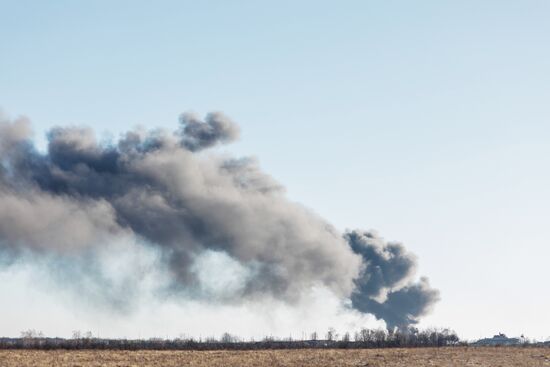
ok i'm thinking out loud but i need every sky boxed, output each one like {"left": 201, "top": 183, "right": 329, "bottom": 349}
{"left": 0, "top": 0, "right": 549, "bottom": 341}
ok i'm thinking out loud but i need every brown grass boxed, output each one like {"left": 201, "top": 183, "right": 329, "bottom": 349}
{"left": 0, "top": 347, "right": 548, "bottom": 367}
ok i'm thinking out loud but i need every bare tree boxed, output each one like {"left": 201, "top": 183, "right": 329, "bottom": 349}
{"left": 310, "top": 331, "right": 318, "bottom": 341}
{"left": 342, "top": 332, "right": 351, "bottom": 342}
{"left": 221, "top": 332, "right": 236, "bottom": 343}
{"left": 326, "top": 327, "right": 336, "bottom": 341}
{"left": 20, "top": 329, "right": 42, "bottom": 339}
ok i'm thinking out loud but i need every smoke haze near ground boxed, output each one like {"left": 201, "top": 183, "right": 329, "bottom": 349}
{"left": 0, "top": 111, "right": 439, "bottom": 330}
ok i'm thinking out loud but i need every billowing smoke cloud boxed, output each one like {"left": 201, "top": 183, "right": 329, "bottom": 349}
{"left": 346, "top": 231, "right": 440, "bottom": 329}
{"left": 179, "top": 112, "right": 240, "bottom": 151}
{"left": 0, "top": 111, "right": 439, "bottom": 329}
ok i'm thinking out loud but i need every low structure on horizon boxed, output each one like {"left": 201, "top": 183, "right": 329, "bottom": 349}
{"left": 473, "top": 333, "right": 521, "bottom": 346}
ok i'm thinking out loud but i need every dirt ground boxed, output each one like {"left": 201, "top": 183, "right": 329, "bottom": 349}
{"left": 0, "top": 347, "right": 548, "bottom": 367}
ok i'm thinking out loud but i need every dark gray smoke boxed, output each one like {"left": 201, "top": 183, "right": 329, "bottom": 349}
{"left": 346, "top": 231, "right": 440, "bottom": 329}
{"left": 0, "top": 111, "right": 439, "bottom": 329}
{"left": 179, "top": 112, "right": 240, "bottom": 151}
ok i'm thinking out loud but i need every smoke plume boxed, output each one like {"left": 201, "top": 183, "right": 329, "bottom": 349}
{"left": 0, "top": 111, "right": 439, "bottom": 329}
{"left": 346, "top": 231, "right": 440, "bottom": 329}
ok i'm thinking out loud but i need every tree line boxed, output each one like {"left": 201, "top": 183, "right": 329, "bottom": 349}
{"left": 0, "top": 327, "right": 462, "bottom": 350}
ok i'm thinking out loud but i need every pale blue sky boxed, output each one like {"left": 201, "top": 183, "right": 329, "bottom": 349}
{"left": 1, "top": 0, "right": 549, "bottom": 340}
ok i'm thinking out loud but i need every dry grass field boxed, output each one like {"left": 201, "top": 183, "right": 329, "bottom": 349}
{"left": 0, "top": 347, "right": 549, "bottom": 367}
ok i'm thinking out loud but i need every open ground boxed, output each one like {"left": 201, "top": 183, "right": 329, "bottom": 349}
{"left": 0, "top": 347, "right": 548, "bottom": 367}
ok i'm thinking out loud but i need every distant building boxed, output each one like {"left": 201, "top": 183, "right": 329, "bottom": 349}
{"left": 473, "top": 333, "right": 521, "bottom": 346}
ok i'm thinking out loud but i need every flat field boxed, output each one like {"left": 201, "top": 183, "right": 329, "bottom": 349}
{"left": 0, "top": 347, "right": 548, "bottom": 367}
